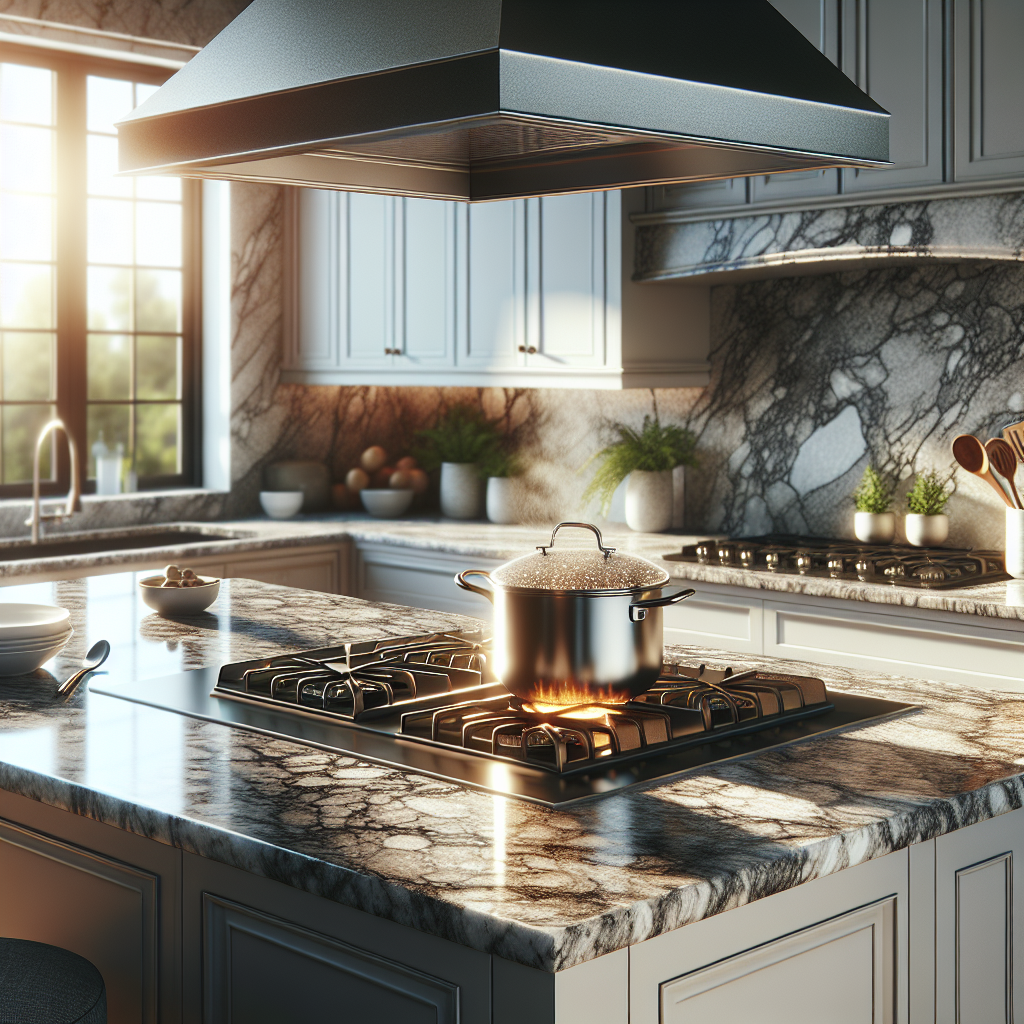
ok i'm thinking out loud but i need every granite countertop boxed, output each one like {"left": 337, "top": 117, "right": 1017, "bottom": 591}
{"left": 4, "top": 515, "right": 1024, "bottom": 623}
{"left": 0, "top": 573, "right": 1022, "bottom": 972}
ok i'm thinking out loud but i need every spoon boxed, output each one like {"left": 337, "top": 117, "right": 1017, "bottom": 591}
{"left": 951, "top": 434, "right": 1014, "bottom": 507}
{"left": 985, "top": 437, "right": 1022, "bottom": 509}
{"left": 57, "top": 639, "right": 110, "bottom": 700}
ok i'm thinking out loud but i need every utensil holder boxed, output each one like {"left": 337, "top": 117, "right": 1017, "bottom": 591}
{"left": 1006, "top": 507, "right": 1024, "bottom": 579}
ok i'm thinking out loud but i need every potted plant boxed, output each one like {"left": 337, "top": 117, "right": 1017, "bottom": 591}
{"left": 853, "top": 466, "right": 895, "bottom": 543}
{"left": 481, "top": 447, "right": 522, "bottom": 525}
{"left": 415, "top": 405, "right": 500, "bottom": 520}
{"left": 583, "top": 415, "right": 697, "bottom": 533}
{"left": 905, "top": 471, "right": 951, "bottom": 547}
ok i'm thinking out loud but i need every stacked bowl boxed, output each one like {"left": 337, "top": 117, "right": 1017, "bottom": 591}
{"left": 0, "top": 604, "right": 73, "bottom": 677}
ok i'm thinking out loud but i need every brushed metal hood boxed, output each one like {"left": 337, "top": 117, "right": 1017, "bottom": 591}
{"left": 117, "top": 0, "right": 890, "bottom": 202}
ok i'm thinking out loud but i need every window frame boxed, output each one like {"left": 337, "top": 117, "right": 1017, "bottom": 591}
{"left": 0, "top": 41, "right": 201, "bottom": 499}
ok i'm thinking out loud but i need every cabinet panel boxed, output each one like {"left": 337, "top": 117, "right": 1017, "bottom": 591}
{"left": 954, "top": 0, "right": 1024, "bottom": 182}
{"left": 462, "top": 199, "right": 525, "bottom": 368}
{"left": 221, "top": 548, "right": 339, "bottom": 594}
{"left": 293, "top": 188, "right": 337, "bottom": 369}
{"left": 647, "top": 176, "right": 747, "bottom": 214}
{"left": 661, "top": 899, "right": 894, "bottom": 1024}
{"left": 398, "top": 197, "right": 455, "bottom": 367}
{"left": 203, "top": 895, "right": 457, "bottom": 1024}
{"left": 663, "top": 588, "right": 763, "bottom": 655}
{"left": 936, "top": 808, "right": 1024, "bottom": 1024}
{"left": 0, "top": 818, "right": 160, "bottom": 1024}
{"left": 345, "top": 192, "right": 395, "bottom": 365}
{"left": 531, "top": 192, "right": 606, "bottom": 369}
{"left": 843, "top": 0, "right": 944, "bottom": 192}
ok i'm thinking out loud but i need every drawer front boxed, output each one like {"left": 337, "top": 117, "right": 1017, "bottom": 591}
{"left": 764, "top": 600, "right": 1024, "bottom": 689}
{"left": 663, "top": 589, "right": 763, "bottom": 655}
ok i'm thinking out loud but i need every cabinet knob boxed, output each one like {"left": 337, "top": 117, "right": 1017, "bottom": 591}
{"left": 517, "top": 345, "right": 526, "bottom": 353}
{"left": 527, "top": 346, "right": 537, "bottom": 355}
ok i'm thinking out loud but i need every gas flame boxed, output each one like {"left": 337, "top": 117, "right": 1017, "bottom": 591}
{"left": 525, "top": 680, "right": 630, "bottom": 707}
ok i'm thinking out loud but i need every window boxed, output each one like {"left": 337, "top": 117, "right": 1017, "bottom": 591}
{"left": 0, "top": 45, "right": 198, "bottom": 497}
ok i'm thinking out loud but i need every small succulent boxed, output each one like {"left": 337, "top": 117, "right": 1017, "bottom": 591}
{"left": 906, "top": 471, "right": 952, "bottom": 516}
{"left": 853, "top": 466, "right": 894, "bottom": 514}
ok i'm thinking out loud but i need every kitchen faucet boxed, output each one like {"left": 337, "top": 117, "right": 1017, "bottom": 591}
{"left": 26, "top": 419, "right": 81, "bottom": 544}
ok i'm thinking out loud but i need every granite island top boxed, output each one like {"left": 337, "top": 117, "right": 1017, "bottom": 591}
{"left": 4, "top": 513, "right": 1024, "bottom": 623}
{"left": 0, "top": 573, "right": 1022, "bottom": 972}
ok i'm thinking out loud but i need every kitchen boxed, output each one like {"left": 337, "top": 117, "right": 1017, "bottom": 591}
{"left": 0, "top": 1, "right": 1022, "bottom": 1021}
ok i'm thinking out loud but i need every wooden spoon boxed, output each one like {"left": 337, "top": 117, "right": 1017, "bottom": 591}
{"left": 986, "top": 437, "right": 1022, "bottom": 509}
{"left": 951, "top": 434, "right": 1014, "bottom": 507}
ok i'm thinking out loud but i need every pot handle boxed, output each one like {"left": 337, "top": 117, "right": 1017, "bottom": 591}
{"left": 454, "top": 569, "right": 496, "bottom": 604}
{"left": 537, "top": 521, "right": 616, "bottom": 559}
{"left": 629, "top": 587, "right": 695, "bottom": 622}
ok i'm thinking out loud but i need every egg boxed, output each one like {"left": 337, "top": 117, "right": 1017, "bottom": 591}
{"left": 408, "top": 468, "right": 430, "bottom": 494}
{"left": 346, "top": 467, "right": 370, "bottom": 492}
{"left": 361, "top": 445, "right": 388, "bottom": 472}
{"left": 389, "top": 470, "right": 414, "bottom": 489}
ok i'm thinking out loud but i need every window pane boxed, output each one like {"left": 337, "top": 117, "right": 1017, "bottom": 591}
{"left": 87, "top": 267, "right": 130, "bottom": 331}
{"left": 136, "top": 335, "right": 179, "bottom": 400}
{"left": 87, "top": 76, "right": 133, "bottom": 135}
{"left": 3, "top": 403, "right": 55, "bottom": 483}
{"left": 0, "top": 193, "right": 53, "bottom": 261}
{"left": 0, "top": 64, "right": 54, "bottom": 126}
{"left": 87, "top": 334, "right": 131, "bottom": 400}
{"left": 136, "top": 202, "right": 181, "bottom": 267}
{"left": 0, "top": 124, "right": 54, "bottom": 193}
{"left": 136, "top": 402, "right": 179, "bottom": 476}
{"left": 3, "top": 332, "right": 54, "bottom": 401}
{"left": 136, "top": 269, "right": 181, "bottom": 332}
{"left": 136, "top": 175, "right": 181, "bottom": 202}
{"left": 87, "top": 134, "right": 132, "bottom": 198}
{"left": 86, "top": 404, "right": 129, "bottom": 478}
{"left": 0, "top": 263, "right": 53, "bottom": 328}
{"left": 88, "top": 198, "right": 133, "bottom": 264}
{"left": 135, "top": 82, "right": 160, "bottom": 106}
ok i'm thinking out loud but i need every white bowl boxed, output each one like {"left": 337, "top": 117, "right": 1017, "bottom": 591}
{"left": 0, "top": 603, "right": 71, "bottom": 641}
{"left": 259, "top": 490, "right": 305, "bottom": 520}
{"left": 0, "top": 628, "right": 73, "bottom": 677}
{"left": 360, "top": 488, "right": 414, "bottom": 518}
{"left": 0, "top": 626, "right": 73, "bottom": 652}
{"left": 140, "top": 576, "right": 220, "bottom": 616}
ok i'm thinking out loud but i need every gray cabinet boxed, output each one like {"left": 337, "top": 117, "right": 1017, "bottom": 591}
{"left": 953, "top": 0, "right": 1024, "bottom": 183}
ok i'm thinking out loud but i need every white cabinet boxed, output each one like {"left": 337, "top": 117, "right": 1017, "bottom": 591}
{"left": 285, "top": 187, "right": 710, "bottom": 389}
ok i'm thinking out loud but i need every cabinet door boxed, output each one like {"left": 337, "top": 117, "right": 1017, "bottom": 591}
{"left": 749, "top": 0, "right": 841, "bottom": 203}
{"left": 645, "top": 176, "right": 748, "bottom": 215}
{"left": 461, "top": 199, "right": 525, "bottom": 368}
{"left": 396, "top": 197, "right": 456, "bottom": 369}
{"left": 528, "top": 193, "right": 607, "bottom": 370}
{"left": 935, "top": 808, "right": 1024, "bottom": 1024}
{"left": 842, "top": 0, "right": 944, "bottom": 193}
{"left": 953, "top": 0, "right": 1024, "bottom": 182}
{"left": 343, "top": 192, "right": 396, "bottom": 367}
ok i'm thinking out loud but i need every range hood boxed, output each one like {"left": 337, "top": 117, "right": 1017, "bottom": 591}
{"left": 117, "top": 0, "right": 891, "bottom": 202}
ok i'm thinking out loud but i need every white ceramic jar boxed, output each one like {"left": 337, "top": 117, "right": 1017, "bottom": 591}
{"left": 486, "top": 476, "right": 517, "bottom": 525}
{"left": 440, "top": 462, "right": 483, "bottom": 519}
{"left": 1006, "top": 507, "right": 1024, "bottom": 579}
{"left": 854, "top": 511, "right": 896, "bottom": 544}
{"left": 625, "top": 470, "right": 673, "bottom": 533}
{"left": 905, "top": 513, "right": 949, "bottom": 547}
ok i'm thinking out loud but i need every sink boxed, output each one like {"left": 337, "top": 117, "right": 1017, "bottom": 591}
{"left": 0, "top": 527, "right": 249, "bottom": 562}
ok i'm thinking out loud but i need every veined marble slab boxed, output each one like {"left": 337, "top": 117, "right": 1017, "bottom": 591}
{"left": 0, "top": 574, "right": 1022, "bottom": 971}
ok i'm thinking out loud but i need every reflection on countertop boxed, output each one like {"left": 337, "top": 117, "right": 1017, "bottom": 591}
{"left": 0, "top": 573, "right": 1023, "bottom": 971}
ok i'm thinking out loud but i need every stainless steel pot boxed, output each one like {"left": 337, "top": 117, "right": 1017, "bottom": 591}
{"left": 455, "top": 522, "right": 693, "bottom": 705}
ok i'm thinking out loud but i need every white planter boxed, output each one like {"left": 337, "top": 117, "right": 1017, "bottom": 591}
{"left": 905, "top": 513, "right": 949, "bottom": 547}
{"left": 486, "top": 476, "right": 517, "bottom": 525}
{"left": 1006, "top": 507, "right": 1024, "bottom": 579}
{"left": 854, "top": 511, "right": 896, "bottom": 544}
{"left": 625, "top": 470, "right": 673, "bottom": 533}
{"left": 440, "top": 462, "right": 483, "bottom": 519}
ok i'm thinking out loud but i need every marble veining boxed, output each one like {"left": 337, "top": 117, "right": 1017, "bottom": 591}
{"left": 1, "top": 574, "right": 1023, "bottom": 970}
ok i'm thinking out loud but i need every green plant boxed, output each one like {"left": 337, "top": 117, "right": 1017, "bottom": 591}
{"left": 853, "top": 466, "right": 894, "bottom": 514}
{"left": 414, "top": 405, "right": 501, "bottom": 471}
{"left": 582, "top": 415, "right": 698, "bottom": 515}
{"left": 480, "top": 445, "right": 521, "bottom": 479}
{"left": 906, "top": 470, "right": 952, "bottom": 515}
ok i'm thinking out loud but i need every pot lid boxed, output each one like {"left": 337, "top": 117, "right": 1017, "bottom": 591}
{"left": 491, "top": 523, "right": 669, "bottom": 593}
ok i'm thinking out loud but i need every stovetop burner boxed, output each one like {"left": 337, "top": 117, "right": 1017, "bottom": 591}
{"left": 664, "top": 534, "right": 1010, "bottom": 589}
{"left": 92, "top": 631, "right": 914, "bottom": 805}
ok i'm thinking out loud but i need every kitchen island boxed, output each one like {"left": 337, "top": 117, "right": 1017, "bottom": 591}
{"left": 0, "top": 573, "right": 1022, "bottom": 1022}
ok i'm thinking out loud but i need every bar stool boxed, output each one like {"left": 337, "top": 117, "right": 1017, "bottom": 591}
{"left": 0, "top": 938, "right": 106, "bottom": 1023}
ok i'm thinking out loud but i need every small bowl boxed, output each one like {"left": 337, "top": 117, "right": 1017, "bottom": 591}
{"left": 0, "top": 603, "right": 71, "bottom": 642}
{"left": 259, "top": 490, "right": 305, "bottom": 520}
{"left": 359, "top": 488, "right": 414, "bottom": 518}
{"left": 139, "top": 576, "right": 221, "bottom": 616}
{"left": 0, "top": 628, "right": 73, "bottom": 677}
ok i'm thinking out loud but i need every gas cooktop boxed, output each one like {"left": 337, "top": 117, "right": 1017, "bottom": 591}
{"left": 93, "top": 631, "right": 913, "bottom": 806}
{"left": 664, "top": 535, "right": 1010, "bottom": 589}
